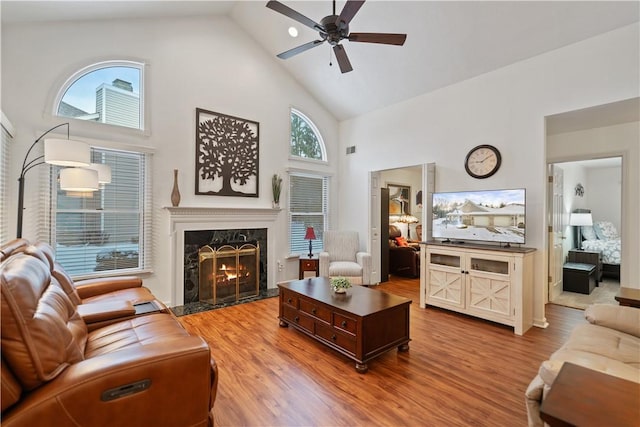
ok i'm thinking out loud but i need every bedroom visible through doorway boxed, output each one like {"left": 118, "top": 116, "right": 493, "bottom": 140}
{"left": 549, "top": 157, "right": 622, "bottom": 309}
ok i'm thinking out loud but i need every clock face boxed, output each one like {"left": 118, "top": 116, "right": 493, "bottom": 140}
{"left": 464, "top": 145, "right": 502, "bottom": 179}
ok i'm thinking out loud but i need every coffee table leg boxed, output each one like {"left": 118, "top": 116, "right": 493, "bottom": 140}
{"left": 398, "top": 343, "right": 409, "bottom": 352}
{"left": 355, "top": 362, "right": 368, "bottom": 374}
{"left": 279, "top": 319, "right": 289, "bottom": 327}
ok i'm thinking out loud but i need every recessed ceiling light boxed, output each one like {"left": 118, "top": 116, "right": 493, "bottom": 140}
{"left": 288, "top": 26, "right": 298, "bottom": 38}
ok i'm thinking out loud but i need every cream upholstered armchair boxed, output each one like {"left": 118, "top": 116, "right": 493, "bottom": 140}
{"left": 319, "top": 230, "right": 372, "bottom": 285}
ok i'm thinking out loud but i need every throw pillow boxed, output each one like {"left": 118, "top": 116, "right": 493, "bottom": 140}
{"left": 580, "top": 226, "right": 597, "bottom": 241}
{"left": 395, "top": 237, "right": 409, "bottom": 247}
{"left": 593, "top": 221, "right": 618, "bottom": 240}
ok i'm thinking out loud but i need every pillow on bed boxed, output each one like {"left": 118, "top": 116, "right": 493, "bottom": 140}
{"left": 593, "top": 221, "right": 618, "bottom": 240}
{"left": 580, "top": 226, "right": 597, "bottom": 241}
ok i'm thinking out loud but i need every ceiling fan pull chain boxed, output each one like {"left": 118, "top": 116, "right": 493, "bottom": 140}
{"left": 329, "top": 48, "right": 333, "bottom": 67}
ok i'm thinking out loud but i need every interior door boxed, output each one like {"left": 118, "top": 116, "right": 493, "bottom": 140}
{"left": 380, "top": 187, "right": 390, "bottom": 282}
{"left": 369, "top": 171, "right": 381, "bottom": 284}
{"left": 548, "top": 164, "right": 564, "bottom": 301}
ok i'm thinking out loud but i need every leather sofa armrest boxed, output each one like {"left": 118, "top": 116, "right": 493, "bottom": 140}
{"left": 2, "top": 337, "right": 216, "bottom": 427}
{"left": 77, "top": 301, "right": 136, "bottom": 324}
{"left": 74, "top": 276, "right": 143, "bottom": 299}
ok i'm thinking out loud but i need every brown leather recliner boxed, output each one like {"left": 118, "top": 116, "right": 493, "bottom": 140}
{"left": 389, "top": 225, "right": 420, "bottom": 278}
{"left": 1, "top": 241, "right": 218, "bottom": 426}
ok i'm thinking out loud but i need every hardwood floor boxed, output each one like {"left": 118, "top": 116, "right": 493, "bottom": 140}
{"left": 179, "top": 275, "right": 585, "bottom": 427}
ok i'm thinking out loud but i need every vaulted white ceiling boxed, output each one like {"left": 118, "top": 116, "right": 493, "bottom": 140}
{"left": 2, "top": 1, "right": 639, "bottom": 121}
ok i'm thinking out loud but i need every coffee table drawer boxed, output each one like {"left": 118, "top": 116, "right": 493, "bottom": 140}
{"left": 299, "top": 298, "right": 331, "bottom": 323}
{"left": 281, "top": 289, "right": 299, "bottom": 308}
{"left": 333, "top": 313, "right": 357, "bottom": 335}
{"left": 316, "top": 322, "right": 356, "bottom": 355}
{"left": 282, "top": 305, "right": 314, "bottom": 333}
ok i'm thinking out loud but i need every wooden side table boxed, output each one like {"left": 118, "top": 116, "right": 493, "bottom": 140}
{"left": 615, "top": 287, "right": 640, "bottom": 308}
{"left": 540, "top": 362, "right": 640, "bottom": 427}
{"left": 299, "top": 257, "right": 319, "bottom": 279}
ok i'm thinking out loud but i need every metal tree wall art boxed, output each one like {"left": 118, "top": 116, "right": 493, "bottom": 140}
{"left": 195, "top": 108, "right": 259, "bottom": 197}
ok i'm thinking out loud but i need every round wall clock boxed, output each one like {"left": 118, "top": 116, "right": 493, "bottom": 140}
{"left": 464, "top": 144, "right": 502, "bottom": 179}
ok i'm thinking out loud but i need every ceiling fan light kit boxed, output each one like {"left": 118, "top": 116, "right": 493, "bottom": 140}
{"left": 266, "top": 0, "right": 407, "bottom": 73}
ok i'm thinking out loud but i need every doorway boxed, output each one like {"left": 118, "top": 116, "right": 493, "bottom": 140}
{"left": 547, "top": 157, "right": 622, "bottom": 309}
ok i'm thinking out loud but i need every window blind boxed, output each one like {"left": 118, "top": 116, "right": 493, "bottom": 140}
{"left": 52, "top": 147, "right": 151, "bottom": 278}
{"left": 0, "top": 122, "right": 12, "bottom": 243}
{"left": 289, "top": 173, "right": 328, "bottom": 255}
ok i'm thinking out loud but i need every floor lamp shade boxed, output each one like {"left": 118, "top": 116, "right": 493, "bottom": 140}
{"left": 87, "top": 163, "right": 112, "bottom": 184}
{"left": 60, "top": 168, "right": 99, "bottom": 191}
{"left": 44, "top": 138, "right": 91, "bottom": 166}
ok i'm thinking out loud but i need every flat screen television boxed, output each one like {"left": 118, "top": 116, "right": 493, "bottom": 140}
{"left": 432, "top": 188, "right": 526, "bottom": 245}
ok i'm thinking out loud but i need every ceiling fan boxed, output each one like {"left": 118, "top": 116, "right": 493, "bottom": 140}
{"left": 266, "top": 0, "right": 407, "bottom": 73}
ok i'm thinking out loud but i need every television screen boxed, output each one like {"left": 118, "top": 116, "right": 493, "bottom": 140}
{"left": 432, "top": 189, "right": 525, "bottom": 244}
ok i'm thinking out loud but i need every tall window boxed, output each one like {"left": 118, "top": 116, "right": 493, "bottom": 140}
{"left": 290, "top": 109, "right": 326, "bottom": 161}
{"left": 289, "top": 173, "right": 328, "bottom": 255}
{"left": 56, "top": 61, "right": 144, "bottom": 130}
{"left": 53, "top": 148, "right": 150, "bottom": 277}
{"left": 0, "top": 118, "right": 13, "bottom": 243}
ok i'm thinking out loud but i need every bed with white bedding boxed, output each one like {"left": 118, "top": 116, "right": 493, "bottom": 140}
{"left": 580, "top": 220, "right": 621, "bottom": 278}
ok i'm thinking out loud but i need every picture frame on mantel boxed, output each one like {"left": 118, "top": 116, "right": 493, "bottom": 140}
{"left": 195, "top": 108, "right": 259, "bottom": 197}
{"left": 388, "top": 183, "right": 411, "bottom": 215}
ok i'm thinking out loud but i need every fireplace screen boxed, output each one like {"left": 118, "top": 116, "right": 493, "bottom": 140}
{"left": 198, "top": 243, "right": 260, "bottom": 304}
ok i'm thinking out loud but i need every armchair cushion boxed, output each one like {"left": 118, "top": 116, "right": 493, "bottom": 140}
{"left": 320, "top": 231, "right": 372, "bottom": 285}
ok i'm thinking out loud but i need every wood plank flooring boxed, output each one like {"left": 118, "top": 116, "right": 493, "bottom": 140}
{"left": 178, "top": 276, "right": 585, "bottom": 427}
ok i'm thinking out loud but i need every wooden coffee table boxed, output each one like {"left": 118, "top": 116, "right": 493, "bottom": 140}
{"left": 540, "top": 362, "right": 640, "bottom": 427}
{"left": 278, "top": 277, "right": 411, "bottom": 373}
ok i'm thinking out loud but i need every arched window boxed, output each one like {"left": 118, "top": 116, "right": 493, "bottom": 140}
{"left": 290, "top": 108, "right": 326, "bottom": 161}
{"left": 55, "top": 61, "right": 144, "bottom": 130}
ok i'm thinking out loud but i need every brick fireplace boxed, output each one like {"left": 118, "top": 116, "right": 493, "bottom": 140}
{"left": 166, "top": 207, "right": 279, "bottom": 307}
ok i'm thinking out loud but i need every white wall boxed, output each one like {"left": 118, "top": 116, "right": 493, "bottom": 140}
{"left": 338, "top": 24, "right": 639, "bottom": 328}
{"left": 1, "top": 16, "right": 339, "bottom": 303}
{"left": 587, "top": 166, "right": 622, "bottom": 230}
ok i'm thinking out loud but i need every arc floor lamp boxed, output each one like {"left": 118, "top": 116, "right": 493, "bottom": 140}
{"left": 17, "top": 123, "right": 101, "bottom": 238}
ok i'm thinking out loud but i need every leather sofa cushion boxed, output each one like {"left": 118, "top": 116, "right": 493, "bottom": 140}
{"left": 85, "top": 313, "right": 190, "bottom": 358}
{"left": 1, "top": 254, "right": 86, "bottom": 390}
{"left": 538, "top": 323, "right": 640, "bottom": 387}
{"left": 585, "top": 303, "right": 640, "bottom": 337}
{"left": 1, "top": 356, "right": 21, "bottom": 411}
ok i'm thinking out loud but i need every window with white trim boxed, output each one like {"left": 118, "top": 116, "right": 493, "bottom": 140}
{"left": 290, "top": 109, "right": 326, "bottom": 161}
{"left": 0, "top": 121, "right": 12, "bottom": 243}
{"left": 56, "top": 61, "right": 144, "bottom": 130}
{"left": 52, "top": 148, "right": 151, "bottom": 278}
{"left": 289, "top": 173, "right": 328, "bottom": 255}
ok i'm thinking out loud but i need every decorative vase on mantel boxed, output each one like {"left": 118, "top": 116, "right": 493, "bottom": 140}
{"left": 171, "top": 169, "right": 181, "bottom": 207}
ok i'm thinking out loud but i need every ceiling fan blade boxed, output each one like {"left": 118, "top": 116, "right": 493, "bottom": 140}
{"left": 266, "top": 1, "right": 324, "bottom": 32}
{"left": 348, "top": 32, "right": 407, "bottom": 46}
{"left": 337, "top": 0, "right": 365, "bottom": 28}
{"left": 333, "top": 44, "right": 353, "bottom": 73}
{"left": 277, "top": 39, "right": 325, "bottom": 59}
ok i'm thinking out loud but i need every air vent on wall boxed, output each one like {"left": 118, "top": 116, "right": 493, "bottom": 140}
{"left": 346, "top": 146, "right": 356, "bottom": 155}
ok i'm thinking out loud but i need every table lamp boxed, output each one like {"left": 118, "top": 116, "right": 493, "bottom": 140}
{"left": 304, "top": 226, "right": 316, "bottom": 258}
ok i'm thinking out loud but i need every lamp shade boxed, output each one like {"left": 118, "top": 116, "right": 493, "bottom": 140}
{"left": 44, "top": 138, "right": 91, "bottom": 166}
{"left": 569, "top": 213, "right": 593, "bottom": 226}
{"left": 59, "top": 168, "right": 99, "bottom": 192}
{"left": 87, "top": 163, "right": 112, "bottom": 184}
{"left": 304, "top": 227, "right": 316, "bottom": 240}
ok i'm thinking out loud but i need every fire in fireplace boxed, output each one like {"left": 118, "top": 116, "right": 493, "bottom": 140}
{"left": 198, "top": 243, "right": 260, "bottom": 304}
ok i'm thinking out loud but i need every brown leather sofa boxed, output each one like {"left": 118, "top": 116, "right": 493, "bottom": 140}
{"left": 1, "top": 239, "right": 218, "bottom": 426}
{"left": 388, "top": 225, "right": 420, "bottom": 278}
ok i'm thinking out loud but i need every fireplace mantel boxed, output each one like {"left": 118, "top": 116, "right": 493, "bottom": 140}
{"left": 165, "top": 206, "right": 280, "bottom": 222}
{"left": 165, "top": 206, "right": 279, "bottom": 306}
